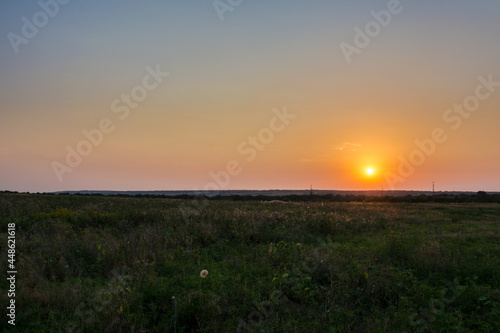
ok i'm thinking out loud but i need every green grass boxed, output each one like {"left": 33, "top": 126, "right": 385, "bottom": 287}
{"left": 1, "top": 193, "right": 499, "bottom": 332}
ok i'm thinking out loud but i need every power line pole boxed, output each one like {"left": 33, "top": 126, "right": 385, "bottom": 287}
{"left": 432, "top": 181, "right": 435, "bottom": 202}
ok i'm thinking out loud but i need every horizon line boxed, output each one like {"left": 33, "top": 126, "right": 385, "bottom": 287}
{"left": 3, "top": 189, "right": 500, "bottom": 194}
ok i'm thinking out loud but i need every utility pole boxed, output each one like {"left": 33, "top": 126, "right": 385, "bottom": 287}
{"left": 310, "top": 185, "right": 313, "bottom": 196}
{"left": 432, "top": 181, "right": 435, "bottom": 202}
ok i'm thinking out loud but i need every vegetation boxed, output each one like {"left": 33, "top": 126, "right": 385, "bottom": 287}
{"left": 1, "top": 192, "right": 499, "bottom": 332}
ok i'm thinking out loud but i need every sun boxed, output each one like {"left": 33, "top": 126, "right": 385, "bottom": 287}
{"left": 366, "top": 168, "right": 374, "bottom": 175}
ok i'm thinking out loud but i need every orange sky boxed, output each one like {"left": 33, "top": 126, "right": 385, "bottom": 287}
{"left": 1, "top": 1, "right": 500, "bottom": 192}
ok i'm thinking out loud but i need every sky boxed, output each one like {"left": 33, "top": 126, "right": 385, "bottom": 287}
{"left": 1, "top": 0, "right": 499, "bottom": 192}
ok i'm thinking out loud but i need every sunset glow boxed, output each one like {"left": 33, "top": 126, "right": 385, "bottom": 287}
{"left": 1, "top": 1, "right": 500, "bottom": 192}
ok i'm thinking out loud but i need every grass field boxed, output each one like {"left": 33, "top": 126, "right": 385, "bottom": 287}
{"left": 1, "top": 192, "right": 499, "bottom": 332}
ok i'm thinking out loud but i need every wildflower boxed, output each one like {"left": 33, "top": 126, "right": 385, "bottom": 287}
{"left": 200, "top": 270, "right": 208, "bottom": 278}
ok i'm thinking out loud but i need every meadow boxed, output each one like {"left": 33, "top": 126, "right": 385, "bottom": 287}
{"left": 1, "top": 192, "right": 499, "bottom": 332}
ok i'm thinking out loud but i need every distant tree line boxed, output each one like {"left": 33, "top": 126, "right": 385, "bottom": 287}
{"left": 3, "top": 190, "right": 498, "bottom": 203}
